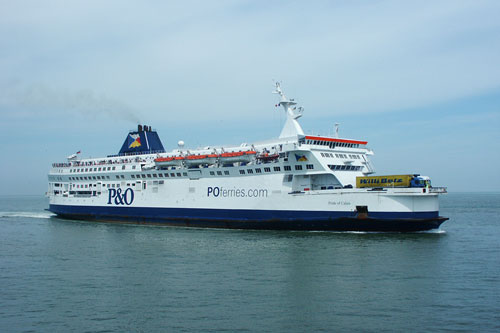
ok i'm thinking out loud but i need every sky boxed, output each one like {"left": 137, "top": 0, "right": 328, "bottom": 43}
{"left": 0, "top": 0, "right": 499, "bottom": 195}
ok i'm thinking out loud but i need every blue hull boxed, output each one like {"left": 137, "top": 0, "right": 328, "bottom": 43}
{"left": 49, "top": 204, "right": 448, "bottom": 232}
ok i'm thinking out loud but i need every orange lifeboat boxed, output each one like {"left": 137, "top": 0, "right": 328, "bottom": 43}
{"left": 219, "top": 150, "right": 256, "bottom": 163}
{"left": 256, "top": 152, "right": 279, "bottom": 162}
{"left": 154, "top": 156, "right": 185, "bottom": 167}
{"left": 185, "top": 153, "right": 218, "bottom": 166}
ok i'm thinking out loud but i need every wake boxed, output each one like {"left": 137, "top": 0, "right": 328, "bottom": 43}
{"left": 0, "top": 211, "right": 56, "bottom": 219}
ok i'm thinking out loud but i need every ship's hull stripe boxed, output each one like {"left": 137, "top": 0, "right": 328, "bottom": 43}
{"left": 49, "top": 204, "right": 445, "bottom": 231}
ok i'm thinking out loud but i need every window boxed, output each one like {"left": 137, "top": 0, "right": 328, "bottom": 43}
{"left": 116, "top": 175, "right": 120, "bottom": 179}
{"left": 210, "top": 171, "right": 215, "bottom": 176}
{"left": 141, "top": 174, "right": 146, "bottom": 178}
{"left": 98, "top": 168, "right": 101, "bottom": 171}
{"left": 108, "top": 167, "right": 111, "bottom": 171}
{"left": 112, "top": 167, "right": 116, "bottom": 170}
{"left": 321, "top": 153, "right": 325, "bottom": 157}
{"left": 164, "top": 173, "right": 169, "bottom": 177}
{"left": 158, "top": 173, "right": 163, "bottom": 177}
{"left": 122, "top": 165, "right": 126, "bottom": 170}
{"left": 284, "top": 165, "right": 291, "bottom": 171}
{"left": 306, "top": 164, "right": 314, "bottom": 169}
{"left": 273, "top": 166, "right": 281, "bottom": 172}
{"left": 182, "top": 173, "right": 187, "bottom": 176}
{"left": 247, "top": 169, "right": 254, "bottom": 174}
{"left": 255, "top": 168, "right": 262, "bottom": 173}
{"left": 131, "top": 175, "right": 135, "bottom": 178}
{"left": 153, "top": 174, "right": 157, "bottom": 178}
{"left": 217, "top": 171, "right": 222, "bottom": 175}
{"left": 295, "top": 165, "right": 303, "bottom": 170}
{"left": 147, "top": 174, "right": 152, "bottom": 178}
{"left": 177, "top": 173, "right": 182, "bottom": 177}
{"left": 224, "top": 171, "right": 229, "bottom": 175}
{"left": 120, "top": 175, "right": 125, "bottom": 179}
{"left": 239, "top": 170, "right": 245, "bottom": 174}
{"left": 170, "top": 173, "right": 175, "bottom": 177}
{"left": 264, "top": 167, "right": 271, "bottom": 172}
{"left": 132, "top": 165, "right": 136, "bottom": 169}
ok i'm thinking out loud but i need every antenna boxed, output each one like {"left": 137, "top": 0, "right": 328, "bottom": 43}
{"left": 335, "top": 123, "right": 340, "bottom": 138}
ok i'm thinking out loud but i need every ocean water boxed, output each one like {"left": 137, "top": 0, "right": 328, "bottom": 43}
{"left": 0, "top": 193, "right": 499, "bottom": 332}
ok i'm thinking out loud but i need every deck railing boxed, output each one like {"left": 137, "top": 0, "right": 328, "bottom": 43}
{"left": 430, "top": 187, "right": 447, "bottom": 193}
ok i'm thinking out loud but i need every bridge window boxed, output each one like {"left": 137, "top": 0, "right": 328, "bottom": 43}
{"left": 295, "top": 165, "right": 302, "bottom": 170}
{"left": 284, "top": 165, "right": 291, "bottom": 171}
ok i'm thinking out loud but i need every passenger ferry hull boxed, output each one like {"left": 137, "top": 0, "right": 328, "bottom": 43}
{"left": 48, "top": 177, "right": 447, "bottom": 231}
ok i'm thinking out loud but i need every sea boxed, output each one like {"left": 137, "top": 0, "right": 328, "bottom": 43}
{"left": 0, "top": 193, "right": 499, "bottom": 333}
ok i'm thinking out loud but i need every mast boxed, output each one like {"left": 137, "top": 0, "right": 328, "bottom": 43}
{"left": 273, "top": 82, "right": 305, "bottom": 139}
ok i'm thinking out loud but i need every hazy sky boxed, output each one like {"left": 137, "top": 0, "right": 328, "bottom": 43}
{"left": 1, "top": 0, "right": 499, "bottom": 194}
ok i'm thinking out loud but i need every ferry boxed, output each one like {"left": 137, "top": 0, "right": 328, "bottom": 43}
{"left": 47, "top": 83, "right": 449, "bottom": 231}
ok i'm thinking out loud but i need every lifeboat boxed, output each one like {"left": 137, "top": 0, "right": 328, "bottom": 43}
{"left": 256, "top": 152, "right": 279, "bottom": 162}
{"left": 184, "top": 153, "right": 218, "bottom": 166}
{"left": 154, "top": 156, "right": 185, "bottom": 167}
{"left": 218, "top": 150, "right": 256, "bottom": 164}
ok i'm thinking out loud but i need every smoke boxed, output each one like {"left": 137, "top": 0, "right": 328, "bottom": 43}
{"left": 2, "top": 83, "right": 141, "bottom": 124}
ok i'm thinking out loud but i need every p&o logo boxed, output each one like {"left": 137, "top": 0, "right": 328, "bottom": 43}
{"left": 107, "top": 188, "right": 134, "bottom": 205}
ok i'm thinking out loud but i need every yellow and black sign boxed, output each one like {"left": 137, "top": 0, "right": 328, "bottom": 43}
{"left": 356, "top": 175, "right": 413, "bottom": 188}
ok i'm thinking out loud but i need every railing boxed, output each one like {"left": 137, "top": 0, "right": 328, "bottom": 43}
{"left": 430, "top": 187, "right": 447, "bottom": 193}
{"left": 107, "top": 150, "right": 166, "bottom": 158}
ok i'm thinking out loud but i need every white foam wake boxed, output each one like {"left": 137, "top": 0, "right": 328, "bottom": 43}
{"left": 0, "top": 211, "right": 56, "bottom": 219}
